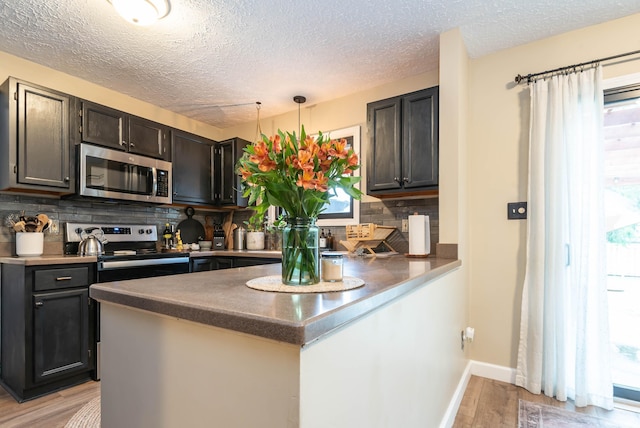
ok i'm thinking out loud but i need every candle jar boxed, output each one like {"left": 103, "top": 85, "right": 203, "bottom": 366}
{"left": 321, "top": 251, "right": 343, "bottom": 282}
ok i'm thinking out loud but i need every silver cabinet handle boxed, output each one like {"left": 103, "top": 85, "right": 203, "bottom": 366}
{"left": 56, "top": 276, "right": 72, "bottom": 281}
{"left": 35, "top": 301, "right": 44, "bottom": 308}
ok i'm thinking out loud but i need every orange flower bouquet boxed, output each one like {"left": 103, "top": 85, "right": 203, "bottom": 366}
{"left": 237, "top": 126, "right": 361, "bottom": 285}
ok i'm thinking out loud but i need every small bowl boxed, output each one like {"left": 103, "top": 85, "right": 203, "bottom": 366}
{"left": 199, "top": 240, "right": 212, "bottom": 250}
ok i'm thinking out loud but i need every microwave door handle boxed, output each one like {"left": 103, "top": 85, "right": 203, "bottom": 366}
{"left": 125, "top": 164, "right": 133, "bottom": 192}
{"left": 151, "top": 167, "right": 158, "bottom": 196}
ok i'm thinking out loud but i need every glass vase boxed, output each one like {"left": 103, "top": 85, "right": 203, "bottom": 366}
{"left": 281, "top": 217, "right": 320, "bottom": 285}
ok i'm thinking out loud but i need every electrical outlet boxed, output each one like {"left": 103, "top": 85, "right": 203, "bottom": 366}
{"left": 50, "top": 219, "right": 60, "bottom": 235}
{"left": 401, "top": 219, "right": 408, "bottom": 233}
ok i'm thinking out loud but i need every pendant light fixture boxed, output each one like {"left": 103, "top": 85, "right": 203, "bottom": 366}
{"left": 109, "top": 0, "right": 171, "bottom": 26}
{"left": 293, "top": 95, "right": 306, "bottom": 137}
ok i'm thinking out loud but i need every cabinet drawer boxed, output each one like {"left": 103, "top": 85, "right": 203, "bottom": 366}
{"left": 33, "top": 267, "right": 90, "bottom": 291}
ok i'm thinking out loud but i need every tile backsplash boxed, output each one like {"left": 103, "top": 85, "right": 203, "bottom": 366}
{"left": 0, "top": 193, "right": 439, "bottom": 256}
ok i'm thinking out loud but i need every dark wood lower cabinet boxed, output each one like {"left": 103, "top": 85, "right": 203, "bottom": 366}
{"left": 190, "top": 256, "right": 278, "bottom": 272}
{"left": 33, "top": 289, "right": 90, "bottom": 383}
{"left": 0, "top": 263, "right": 96, "bottom": 402}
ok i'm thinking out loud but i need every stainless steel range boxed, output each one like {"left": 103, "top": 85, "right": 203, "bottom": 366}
{"left": 64, "top": 222, "right": 190, "bottom": 282}
{"left": 65, "top": 222, "right": 190, "bottom": 380}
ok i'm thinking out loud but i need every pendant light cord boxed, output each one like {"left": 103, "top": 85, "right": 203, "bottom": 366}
{"left": 254, "top": 102, "right": 262, "bottom": 142}
{"left": 293, "top": 95, "right": 306, "bottom": 137}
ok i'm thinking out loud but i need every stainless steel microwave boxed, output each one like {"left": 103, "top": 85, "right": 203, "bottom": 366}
{"left": 78, "top": 144, "right": 172, "bottom": 204}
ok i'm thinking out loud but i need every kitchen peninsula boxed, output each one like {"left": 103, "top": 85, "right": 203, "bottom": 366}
{"left": 90, "top": 254, "right": 463, "bottom": 428}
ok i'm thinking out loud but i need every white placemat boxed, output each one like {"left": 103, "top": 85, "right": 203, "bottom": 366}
{"left": 246, "top": 275, "right": 365, "bottom": 293}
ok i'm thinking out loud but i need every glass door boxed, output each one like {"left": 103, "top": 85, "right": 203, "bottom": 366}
{"left": 604, "top": 85, "right": 640, "bottom": 402}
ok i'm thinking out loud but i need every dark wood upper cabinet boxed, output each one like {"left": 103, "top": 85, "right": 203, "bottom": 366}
{"left": 172, "top": 129, "right": 216, "bottom": 205}
{"left": 366, "top": 96, "right": 403, "bottom": 193}
{"left": 128, "top": 116, "right": 170, "bottom": 160}
{"left": 366, "top": 87, "right": 439, "bottom": 198}
{"left": 217, "top": 137, "right": 249, "bottom": 207}
{"left": 0, "top": 77, "right": 74, "bottom": 193}
{"left": 81, "top": 101, "right": 170, "bottom": 161}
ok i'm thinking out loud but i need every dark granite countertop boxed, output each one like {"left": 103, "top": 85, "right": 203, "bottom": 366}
{"left": 90, "top": 255, "right": 461, "bottom": 346}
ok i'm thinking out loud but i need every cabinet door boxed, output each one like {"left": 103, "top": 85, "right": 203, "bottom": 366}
{"left": 128, "top": 116, "right": 170, "bottom": 160}
{"left": 17, "top": 83, "right": 71, "bottom": 188}
{"left": 402, "top": 87, "right": 438, "bottom": 189}
{"left": 219, "top": 138, "right": 249, "bottom": 206}
{"left": 191, "top": 257, "right": 235, "bottom": 271}
{"left": 33, "top": 289, "right": 90, "bottom": 383}
{"left": 216, "top": 257, "right": 234, "bottom": 270}
{"left": 172, "top": 130, "right": 215, "bottom": 205}
{"left": 233, "top": 257, "right": 277, "bottom": 267}
{"left": 81, "top": 101, "right": 126, "bottom": 151}
{"left": 191, "top": 258, "right": 216, "bottom": 272}
{"left": 366, "top": 97, "right": 403, "bottom": 192}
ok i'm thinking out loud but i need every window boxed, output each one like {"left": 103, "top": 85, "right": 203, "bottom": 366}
{"left": 315, "top": 125, "right": 361, "bottom": 227}
{"left": 603, "top": 79, "right": 640, "bottom": 403}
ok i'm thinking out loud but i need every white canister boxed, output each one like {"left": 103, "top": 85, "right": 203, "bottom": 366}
{"left": 246, "top": 231, "right": 265, "bottom": 250}
{"left": 16, "top": 232, "right": 44, "bottom": 257}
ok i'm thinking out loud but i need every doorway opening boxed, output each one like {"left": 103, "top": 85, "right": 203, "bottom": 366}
{"left": 604, "top": 84, "right": 640, "bottom": 402}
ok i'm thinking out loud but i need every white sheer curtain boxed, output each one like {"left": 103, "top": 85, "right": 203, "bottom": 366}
{"left": 515, "top": 66, "right": 613, "bottom": 410}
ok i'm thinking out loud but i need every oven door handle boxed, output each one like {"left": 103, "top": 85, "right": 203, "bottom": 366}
{"left": 99, "top": 257, "right": 190, "bottom": 270}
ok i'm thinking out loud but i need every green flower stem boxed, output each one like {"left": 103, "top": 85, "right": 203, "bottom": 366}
{"left": 282, "top": 218, "right": 319, "bottom": 285}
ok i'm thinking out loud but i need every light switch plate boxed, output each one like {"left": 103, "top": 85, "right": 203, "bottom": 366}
{"left": 507, "top": 202, "right": 527, "bottom": 220}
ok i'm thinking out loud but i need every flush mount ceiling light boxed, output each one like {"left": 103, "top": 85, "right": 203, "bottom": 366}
{"left": 109, "top": 0, "right": 171, "bottom": 26}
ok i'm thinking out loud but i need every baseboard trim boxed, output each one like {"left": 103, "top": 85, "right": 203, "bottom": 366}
{"left": 440, "top": 360, "right": 516, "bottom": 428}
{"left": 470, "top": 360, "right": 516, "bottom": 384}
{"left": 440, "top": 361, "right": 473, "bottom": 428}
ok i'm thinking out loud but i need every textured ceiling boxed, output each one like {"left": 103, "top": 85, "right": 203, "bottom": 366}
{"left": 1, "top": 0, "right": 639, "bottom": 128}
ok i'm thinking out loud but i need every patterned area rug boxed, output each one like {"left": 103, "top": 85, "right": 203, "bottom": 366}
{"left": 518, "top": 399, "right": 628, "bottom": 427}
{"left": 64, "top": 396, "right": 100, "bottom": 428}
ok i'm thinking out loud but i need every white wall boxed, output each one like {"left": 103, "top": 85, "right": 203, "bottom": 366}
{"left": 100, "top": 303, "right": 300, "bottom": 428}
{"left": 300, "top": 267, "right": 468, "bottom": 428}
{"left": 466, "top": 13, "right": 640, "bottom": 367}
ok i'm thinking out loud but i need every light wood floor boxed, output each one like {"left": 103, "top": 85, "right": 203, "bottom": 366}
{"left": 454, "top": 375, "right": 640, "bottom": 427}
{"left": 0, "top": 380, "right": 100, "bottom": 428}
{"left": 1, "top": 376, "right": 639, "bottom": 427}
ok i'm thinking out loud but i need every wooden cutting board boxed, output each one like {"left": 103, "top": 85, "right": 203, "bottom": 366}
{"left": 204, "top": 215, "right": 214, "bottom": 241}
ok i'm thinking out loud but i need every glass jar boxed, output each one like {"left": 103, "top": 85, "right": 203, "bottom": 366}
{"left": 321, "top": 251, "right": 344, "bottom": 282}
{"left": 282, "top": 217, "right": 320, "bottom": 285}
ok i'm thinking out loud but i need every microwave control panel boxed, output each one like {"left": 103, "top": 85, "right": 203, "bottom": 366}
{"left": 157, "top": 170, "right": 169, "bottom": 197}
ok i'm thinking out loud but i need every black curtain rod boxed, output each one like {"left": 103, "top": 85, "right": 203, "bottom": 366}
{"left": 514, "top": 49, "right": 640, "bottom": 84}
